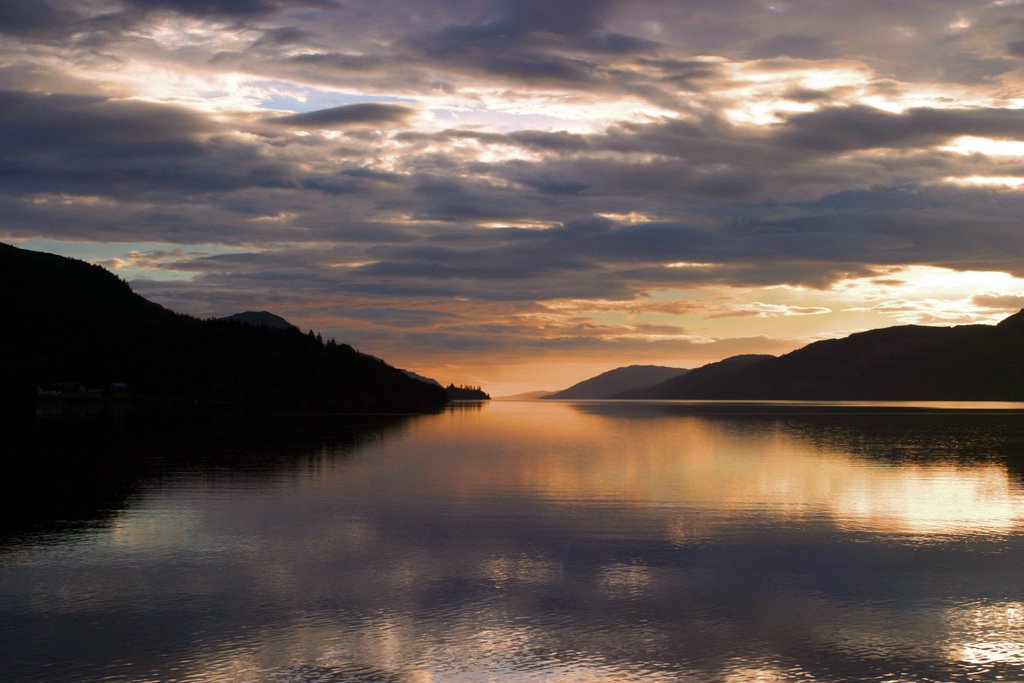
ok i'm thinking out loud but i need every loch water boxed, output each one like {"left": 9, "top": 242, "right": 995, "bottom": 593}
{"left": 2, "top": 400, "right": 1024, "bottom": 682}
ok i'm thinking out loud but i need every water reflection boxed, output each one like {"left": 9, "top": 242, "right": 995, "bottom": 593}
{"left": 1, "top": 401, "right": 1023, "bottom": 682}
{"left": 0, "top": 407, "right": 420, "bottom": 541}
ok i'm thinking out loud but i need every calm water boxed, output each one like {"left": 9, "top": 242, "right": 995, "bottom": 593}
{"left": 3, "top": 401, "right": 1024, "bottom": 682}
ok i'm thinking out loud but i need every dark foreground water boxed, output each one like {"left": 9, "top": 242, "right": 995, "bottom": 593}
{"left": 2, "top": 401, "right": 1024, "bottom": 682}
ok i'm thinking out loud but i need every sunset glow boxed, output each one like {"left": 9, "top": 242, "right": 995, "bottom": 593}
{"left": 2, "top": 0, "right": 1024, "bottom": 394}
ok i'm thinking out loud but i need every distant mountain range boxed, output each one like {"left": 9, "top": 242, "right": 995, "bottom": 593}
{"left": 0, "top": 243, "right": 448, "bottom": 411}
{"left": 542, "top": 365, "right": 688, "bottom": 399}
{"left": 539, "top": 313, "right": 1024, "bottom": 402}
{"left": 614, "top": 355, "right": 772, "bottom": 399}
{"left": 617, "top": 314, "right": 1024, "bottom": 400}
{"left": 497, "top": 390, "right": 553, "bottom": 400}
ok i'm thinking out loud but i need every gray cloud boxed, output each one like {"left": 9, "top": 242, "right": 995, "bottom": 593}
{"left": 3, "top": 0, "right": 1024, "bottom": 372}
{"left": 123, "top": 0, "right": 280, "bottom": 15}
{"left": 973, "top": 293, "right": 1024, "bottom": 310}
{"left": 286, "top": 52, "right": 390, "bottom": 72}
{"left": 776, "top": 105, "right": 1024, "bottom": 153}
{"left": 269, "top": 103, "right": 417, "bottom": 128}
{"left": 748, "top": 33, "right": 838, "bottom": 60}
{"left": 0, "top": 1, "right": 68, "bottom": 37}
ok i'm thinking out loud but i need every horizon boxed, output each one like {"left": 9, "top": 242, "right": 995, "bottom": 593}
{"left": 2, "top": 1, "right": 1024, "bottom": 395}
{"left": 12, "top": 237, "right": 1024, "bottom": 397}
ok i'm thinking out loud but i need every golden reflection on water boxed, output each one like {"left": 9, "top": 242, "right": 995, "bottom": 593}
{"left": 414, "top": 402, "right": 1024, "bottom": 540}
{"left": 946, "top": 602, "right": 1024, "bottom": 667}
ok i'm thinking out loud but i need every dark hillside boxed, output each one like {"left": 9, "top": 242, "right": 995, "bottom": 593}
{"left": 623, "top": 314, "right": 1024, "bottom": 400}
{"left": 615, "top": 355, "right": 773, "bottom": 399}
{"left": 543, "top": 365, "right": 688, "bottom": 400}
{"left": 0, "top": 243, "right": 447, "bottom": 411}
{"left": 219, "top": 311, "right": 296, "bottom": 330}
{"left": 446, "top": 384, "right": 490, "bottom": 400}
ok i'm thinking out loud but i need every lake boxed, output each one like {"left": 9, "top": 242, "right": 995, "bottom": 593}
{"left": 2, "top": 400, "right": 1024, "bottom": 682}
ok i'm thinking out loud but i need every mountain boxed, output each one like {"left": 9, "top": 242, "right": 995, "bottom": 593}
{"left": 0, "top": 243, "right": 448, "bottom": 411}
{"left": 219, "top": 311, "right": 295, "bottom": 330}
{"left": 542, "top": 365, "right": 688, "bottom": 400}
{"left": 402, "top": 369, "right": 442, "bottom": 386}
{"left": 614, "top": 355, "right": 773, "bottom": 399}
{"left": 496, "top": 391, "right": 553, "bottom": 400}
{"left": 621, "top": 313, "right": 1024, "bottom": 400}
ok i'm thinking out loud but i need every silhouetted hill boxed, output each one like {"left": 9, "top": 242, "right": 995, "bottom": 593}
{"left": 621, "top": 313, "right": 1024, "bottom": 400}
{"left": 543, "top": 365, "right": 688, "bottom": 399}
{"left": 219, "top": 311, "right": 295, "bottom": 330}
{"left": 446, "top": 384, "right": 490, "bottom": 400}
{"left": 496, "top": 391, "right": 553, "bottom": 400}
{"left": 403, "top": 370, "right": 442, "bottom": 386}
{"left": 0, "top": 243, "right": 447, "bottom": 411}
{"left": 614, "top": 355, "right": 774, "bottom": 399}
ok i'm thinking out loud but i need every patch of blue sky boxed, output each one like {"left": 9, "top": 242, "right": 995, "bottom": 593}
{"left": 5, "top": 239, "right": 249, "bottom": 282}
{"left": 256, "top": 81, "right": 416, "bottom": 113}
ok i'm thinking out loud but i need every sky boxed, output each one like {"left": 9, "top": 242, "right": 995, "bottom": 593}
{"left": 2, "top": 0, "right": 1024, "bottom": 395}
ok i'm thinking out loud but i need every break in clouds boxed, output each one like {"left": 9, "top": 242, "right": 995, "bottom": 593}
{"left": 2, "top": 0, "right": 1024, "bottom": 386}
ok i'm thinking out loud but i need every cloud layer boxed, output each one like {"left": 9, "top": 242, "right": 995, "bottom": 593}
{"left": 2, "top": 0, "right": 1023, "bottom": 390}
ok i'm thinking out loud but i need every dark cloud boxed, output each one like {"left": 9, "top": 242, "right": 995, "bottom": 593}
{"left": 775, "top": 105, "right": 1024, "bottom": 153}
{"left": 576, "top": 32, "right": 659, "bottom": 55}
{"left": 748, "top": 33, "right": 838, "bottom": 59}
{"left": 286, "top": 52, "right": 389, "bottom": 72}
{"left": 0, "top": 90, "right": 209, "bottom": 148}
{"left": 403, "top": 0, "right": 658, "bottom": 89}
{"left": 123, "top": 0, "right": 279, "bottom": 15}
{"left": 781, "top": 86, "right": 835, "bottom": 103}
{"left": 421, "top": 0, "right": 615, "bottom": 53}
{"left": 0, "top": 89, "right": 326, "bottom": 216}
{"left": 0, "top": 1, "right": 67, "bottom": 37}
{"left": 639, "top": 58, "right": 724, "bottom": 91}
{"left": 269, "top": 103, "right": 416, "bottom": 128}
{"left": 509, "top": 130, "right": 591, "bottom": 152}
{"left": 251, "top": 26, "right": 311, "bottom": 47}
{"left": 503, "top": 0, "right": 611, "bottom": 36}
{"left": 481, "top": 53, "right": 600, "bottom": 85}
{"left": 123, "top": 0, "right": 342, "bottom": 18}
{"left": 519, "top": 176, "right": 591, "bottom": 195}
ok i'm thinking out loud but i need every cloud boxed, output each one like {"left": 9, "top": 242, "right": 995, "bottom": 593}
{"left": 0, "top": 90, "right": 210, "bottom": 148}
{"left": 0, "top": 89, "right": 317, "bottom": 208}
{"left": 269, "top": 102, "right": 417, "bottom": 128}
{"left": 748, "top": 33, "right": 838, "bottom": 59}
{"left": 503, "top": 0, "right": 611, "bottom": 36}
{"left": 400, "top": 0, "right": 659, "bottom": 90}
{"left": 3, "top": 0, "right": 1024, "bottom": 382}
{"left": 972, "top": 293, "right": 1024, "bottom": 311}
{"left": 0, "top": 1, "right": 68, "bottom": 37}
{"left": 124, "top": 0, "right": 279, "bottom": 16}
{"left": 706, "top": 303, "right": 832, "bottom": 319}
{"left": 123, "top": 0, "right": 342, "bottom": 18}
{"left": 775, "top": 105, "right": 1024, "bottom": 153}
{"left": 286, "top": 52, "right": 390, "bottom": 72}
